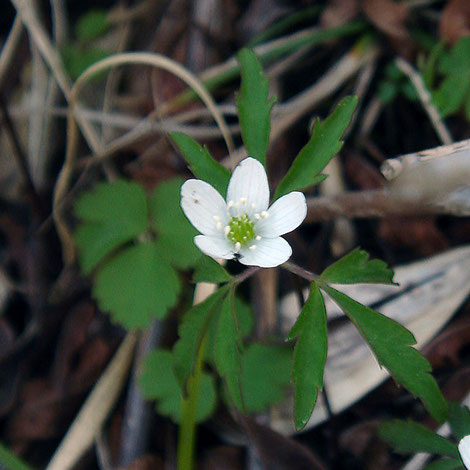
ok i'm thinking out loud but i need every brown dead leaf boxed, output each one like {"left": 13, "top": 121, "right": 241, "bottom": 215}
{"left": 201, "top": 446, "right": 243, "bottom": 470}
{"left": 321, "top": 0, "right": 360, "bottom": 28}
{"left": 118, "top": 454, "right": 164, "bottom": 470}
{"left": 440, "top": 0, "right": 470, "bottom": 45}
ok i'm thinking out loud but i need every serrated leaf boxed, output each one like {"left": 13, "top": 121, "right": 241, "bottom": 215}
{"left": 75, "top": 9, "right": 110, "bottom": 42}
{"left": 236, "top": 48, "right": 276, "bottom": 166}
{"left": 93, "top": 241, "right": 180, "bottom": 329}
{"left": 448, "top": 402, "right": 470, "bottom": 441}
{"left": 170, "top": 132, "right": 230, "bottom": 196}
{"left": 173, "top": 286, "right": 229, "bottom": 389}
{"left": 139, "top": 349, "right": 216, "bottom": 423}
{"left": 214, "top": 289, "right": 243, "bottom": 410}
{"left": 238, "top": 343, "right": 292, "bottom": 413}
{"left": 323, "top": 286, "right": 448, "bottom": 423}
{"left": 320, "top": 247, "right": 396, "bottom": 285}
{"left": 287, "top": 283, "right": 327, "bottom": 430}
{"left": 192, "top": 256, "right": 232, "bottom": 284}
{"left": 274, "top": 95, "right": 357, "bottom": 199}
{"left": 423, "top": 459, "right": 464, "bottom": 470}
{"left": 148, "top": 178, "right": 200, "bottom": 269}
{"left": 74, "top": 180, "right": 148, "bottom": 273}
{"left": 379, "top": 420, "right": 459, "bottom": 458}
{"left": 432, "top": 74, "right": 470, "bottom": 117}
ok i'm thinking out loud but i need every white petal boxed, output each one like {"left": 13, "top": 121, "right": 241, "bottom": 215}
{"left": 181, "top": 180, "right": 228, "bottom": 236}
{"left": 459, "top": 436, "right": 470, "bottom": 469}
{"left": 238, "top": 237, "right": 292, "bottom": 268}
{"left": 256, "top": 191, "right": 307, "bottom": 237}
{"left": 227, "top": 157, "right": 269, "bottom": 216}
{"left": 194, "top": 235, "right": 234, "bottom": 260}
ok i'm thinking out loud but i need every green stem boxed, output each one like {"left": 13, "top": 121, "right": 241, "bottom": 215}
{"left": 176, "top": 335, "right": 208, "bottom": 470}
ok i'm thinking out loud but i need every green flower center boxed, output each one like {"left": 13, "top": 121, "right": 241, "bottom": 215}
{"left": 227, "top": 214, "right": 255, "bottom": 245}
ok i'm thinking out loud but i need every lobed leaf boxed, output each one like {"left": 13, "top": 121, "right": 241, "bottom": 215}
{"left": 192, "top": 256, "right": 233, "bottom": 284}
{"left": 323, "top": 286, "right": 448, "bottom": 423}
{"left": 148, "top": 178, "right": 200, "bottom": 269}
{"left": 172, "top": 286, "right": 230, "bottom": 389}
{"left": 448, "top": 402, "right": 470, "bottom": 441}
{"left": 236, "top": 48, "right": 276, "bottom": 167}
{"left": 320, "top": 247, "right": 396, "bottom": 285}
{"left": 286, "top": 283, "right": 328, "bottom": 430}
{"left": 214, "top": 289, "right": 244, "bottom": 410}
{"left": 379, "top": 420, "right": 459, "bottom": 458}
{"left": 74, "top": 180, "right": 148, "bottom": 273}
{"left": 92, "top": 241, "right": 180, "bottom": 329}
{"left": 170, "top": 132, "right": 230, "bottom": 197}
{"left": 139, "top": 349, "right": 216, "bottom": 423}
{"left": 274, "top": 95, "right": 358, "bottom": 199}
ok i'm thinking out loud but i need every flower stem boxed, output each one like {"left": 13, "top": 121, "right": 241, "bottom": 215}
{"left": 176, "top": 334, "right": 208, "bottom": 470}
{"left": 282, "top": 261, "right": 319, "bottom": 282}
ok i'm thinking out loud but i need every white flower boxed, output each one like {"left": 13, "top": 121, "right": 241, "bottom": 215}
{"left": 459, "top": 435, "right": 470, "bottom": 469}
{"left": 181, "top": 157, "right": 307, "bottom": 268}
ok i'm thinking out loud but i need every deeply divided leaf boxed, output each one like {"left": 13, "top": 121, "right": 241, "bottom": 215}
{"left": 214, "top": 290, "right": 243, "bottom": 410}
{"left": 93, "top": 242, "right": 180, "bottom": 329}
{"left": 287, "top": 283, "right": 328, "bottom": 430}
{"left": 274, "top": 96, "right": 358, "bottom": 199}
{"left": 173, "top": 286, "right": 229, "bottom": 389}
{"left": 320, "top": 247, "right": 396, "bottom": 285}
{"left": 148, "top": 178, "right": 200, "bottom": 269}
{"left": 238, "top": 343, "right": 292, "bottom": 413}
{"left": 323, "top": 286, "right": 448, "bottom": 423}
{"left": 139, "top": 349, "right": 216, "bottom": 423}
{"left": 74, "top": 180, "right": 147, "bottom": 273}
{"left": 170, "top": 132, "right": 230, "bottom": 197}
{"left": 379, "top": 420, "right": 459, "bottom": 458}
{"left": 236, "top": 48, "right": 276, "bottom": 166}
{"left": 448, "top": 402, "right": 470, "bottom": 441}
{"left": 192, "top": 256, "right": 233, "bottom": 284}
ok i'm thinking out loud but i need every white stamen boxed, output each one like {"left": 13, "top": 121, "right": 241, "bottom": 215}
{"left": 261, "top": 211, "right": 269, "bottom": 219}
{"left": 235, "top": 242, "right": 241, "bottom": 252}
{"left": 224, "top": 226, "right": 231, "bottom": 235}
{"left": 213, "top": 215, "right": 220, "bottom": 221}
{"left": 234, "top": 202, "right": 240, "bottom": 208}
{"left": 228, "top": 200, "right": 234, "bottom": 208}
{"left": 249, "top": 245, "right": 256, "bottom": 250}
{"left": 243, "top": 236, "right": 247, "bottom": 241}
{"left": 216, "top": 221, "right": 222, "bottom": 230}
{"left": 254, "top": 213, "right": 260, "bottom": 220}
{"left": 251, "top": 203, "right": 256, "bottom": 209}
{"left": 256, "top": 235, "right": 261, "bottom": 240}
{"left": 240, "top": 197, "right": 247, "bottom": 205}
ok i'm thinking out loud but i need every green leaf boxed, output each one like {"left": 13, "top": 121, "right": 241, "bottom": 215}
{"left": 286, "top": 283, "right": 327, "bottom": 430}
{"left": 236, "top": 48, "right": 276, "bottom": 166}
{"left": 139, "top": 349, "right": 216, "bottom": 423}
{"left": 75, "top": 9, "right": 110, "bottom": 42}
{"left": 214, "top": 289, "right": 243, "bottom": 410}
{"left": 274, "top": 96, "right": 358, "bottom": 199}
{"left": 173, "top": 286, "right": 230, "bottom": 389}
{"left": 0, "top": 441, "right": 35, "bottom": 470}
{"left": 320, "top": 247, "right": 396, "bottom": 285}
{"left": 377, "top": 81, "right": 398, "bottom": 103}
{"left": 239, "top": 343, "right": 292, "bottom": 413}
{"left": 170, "top": 132, "right": 230, "bottom": 197}
{"left": 448, "top": 402, "right": 470, "bottom": 441}
{"left": 423, "top": 459, "right": 464, "bottom": 470}
{"left": 439, "top": 37, "right": 470, "bottom": 75}
{"left": 62, "top": 43, "right": 109, "bottom": 80}
{"left": 432, "top": 74, "right": 470, "bottom": 117}
{"left": 464, "top": 90, "right": 470, "bottom": 122}
{"left": 379, "top": 420, "right": 459, "bottom": 458}
{"left": 93, "top": 241, "right": 180, "bottom": 329}
{"left": 323, "top": 286, "right": 448, "bottom": 423}
{"left": 192, "top": 256, "right": 233, "bottom": 284}
{"left": 74, "top": 180, "right": 148, "bottom": 273}
{"left": 148, "top": 178, "right": 200, "bottom": 269}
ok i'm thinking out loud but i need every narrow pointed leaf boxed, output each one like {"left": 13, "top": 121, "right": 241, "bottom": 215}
{"left": 379, "top": 420, "right": 459, "bottom": 458}
{"left": 214, "top": 289, "right": 243, "bottom": 410}
{"left": 274, "top": 96, "right": 357, "bottom": 199}
{"left": 321, "top": 247, "right": 396, "bottom": 285}
{"left": 323, "top": 286, "right": 448, "bottom": 423}
{"left": 448, "top": 402, "right": 470, "bottom": 441}
{"left": 170, "top": 132, "right": 230, "bottom": 196}
{"left": 286, "top": 283, "right": 327, "bottom": 430}
{"left": 236, "top": 48, "right": 276, "bottom": 166}
{"left": 173, "top": 285, "right": 229, "bottom": 389}
{"left": 192, "top": 256, "right": 233, "bottom": 284}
